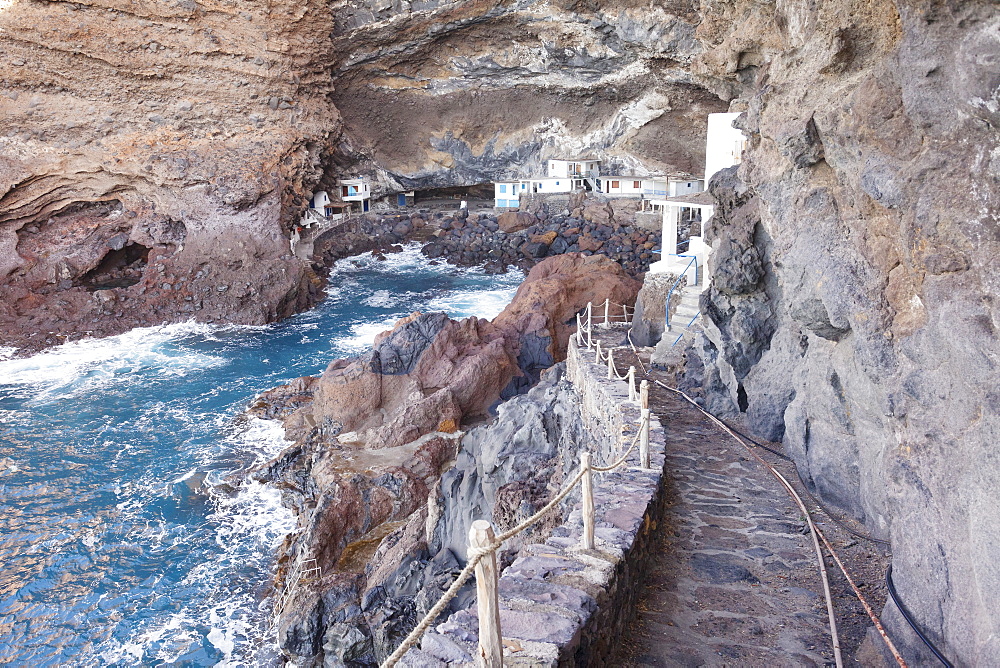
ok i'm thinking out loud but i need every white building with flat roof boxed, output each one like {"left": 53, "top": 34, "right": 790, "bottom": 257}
{"left": 648, "top": 112, "right": 747, "bottom": 282}
{"left": 547, "top": 159, "right": 601, "bottom": 178}
{"left": 338, "top": 178, "right": 371, "bottom": 212}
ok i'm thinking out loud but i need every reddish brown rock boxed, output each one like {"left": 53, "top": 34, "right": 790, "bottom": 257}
{"left": 532, "top": 230, "right": 558, "bottom": 245}
{"left": 494, "top": 253, "right": 641, "bottom": 364}
{"left": 497, "top": 211, "right": 536, "bottom": 233}
{"left": 578, "top": 235, "right": 604, "bottom": 252}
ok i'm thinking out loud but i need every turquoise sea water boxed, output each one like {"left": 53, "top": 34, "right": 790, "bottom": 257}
{"left": 0, "top": 246, "right": 522, "bottom": 666}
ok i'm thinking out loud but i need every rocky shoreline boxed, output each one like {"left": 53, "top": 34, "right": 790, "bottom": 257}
{"left": 422, "top": 197, "right": 662, "bottom": 276}
{"left": 247, "top": 253, "right": 641, "bottom": 665}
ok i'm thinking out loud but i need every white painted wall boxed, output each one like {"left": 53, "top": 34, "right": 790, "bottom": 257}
{"left": 494, "top": 181, "right": 521, "bottom": 207}
{"left": 668, "top": 179, "right": 704, "bottom": 197}
{"left": 705, "top": 112, "right": 746, "bottom": 183}
{"left": 338, "top": 179, "right": 370, "bottom": 201}
{"left": 310, "top": 191, "right": 331, "bottom": 210}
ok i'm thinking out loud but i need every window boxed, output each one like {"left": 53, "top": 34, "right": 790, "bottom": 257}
{"left": 521, "top": 183, "right": 526, "bottom": 190}
{"left": 611, "top": 180, "right": 620, "bottom": 189}
{"left": 555, "top": 181, "right": 559, "bottom": 186}
{"left": 633, "top": 181, "right": 640, "bottom": 189}
{"left": 499, "top": 184, "right": 507, "bottom": 193}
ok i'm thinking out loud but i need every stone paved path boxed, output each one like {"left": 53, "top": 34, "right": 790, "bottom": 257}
{"left": 600, "top": 343, "right": 838, "bottom": 666}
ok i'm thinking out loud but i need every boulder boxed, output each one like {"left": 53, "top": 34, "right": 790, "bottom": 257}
{"left": 497, "top": 211, "right": 536, "bottom": 233}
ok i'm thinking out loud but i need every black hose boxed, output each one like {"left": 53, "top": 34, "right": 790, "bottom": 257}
{"left": 885, "top": 564, "right": 953, "bottom": 668}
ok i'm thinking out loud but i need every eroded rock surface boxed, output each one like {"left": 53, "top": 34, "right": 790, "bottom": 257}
{"left": 0, "top": 0, "right": 338, "bottom": 350}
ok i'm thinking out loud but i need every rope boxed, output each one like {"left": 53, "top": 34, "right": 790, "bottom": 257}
{"left": 381, "top": 467, "right": 588, "bottom": 668}
{"left": 381, "top": 551, "right": 484, "bottom": 667}
{"left": 383, "top": 336, "right": 650, "bottom": 667}
{"left": 591, "top": 429, "right": 642, "bottom": 472}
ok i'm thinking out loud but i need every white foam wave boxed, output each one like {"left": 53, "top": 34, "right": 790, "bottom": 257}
{"left": 339, "top": 318, "right": 402, "bottom": 351}
{"left": 425, "top": 287, "right": 519, "bottom": 321}
{"left": 363, "top": 289, "right": 399, "bottom": 308}
{"left": 0, "top": 321, "right": 226, "bottom": 398}
{"left": 0, "top": 346, "right": 16, "bottom": 360}
{"left": 95, "top": 417, "right": 294, "bottom": 666}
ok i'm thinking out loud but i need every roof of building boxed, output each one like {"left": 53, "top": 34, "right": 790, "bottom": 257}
{"left": 659, "top": 191, "right": 716, "bottom": 206}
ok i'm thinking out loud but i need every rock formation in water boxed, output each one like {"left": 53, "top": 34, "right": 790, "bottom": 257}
{"left": 250, "top": 254, "right": 638, "bottom": 661}
{"left": 682, "top": 2, "right": 1000, "bottom": 664}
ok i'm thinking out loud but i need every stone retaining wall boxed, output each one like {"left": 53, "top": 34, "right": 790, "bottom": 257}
{"left": 401, "top": 332, "right": 669, "bottom": 666}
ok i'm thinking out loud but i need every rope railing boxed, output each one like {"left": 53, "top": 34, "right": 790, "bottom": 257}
{"left": 617, "top": 332, "right": 908, "bottom": 668}
{"left": 380, "top": 307, "right": 652, "bottom": 668}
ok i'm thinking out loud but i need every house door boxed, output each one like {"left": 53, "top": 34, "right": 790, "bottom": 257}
{"left": 397, "top": 194, "right": 407, "bottom": 206}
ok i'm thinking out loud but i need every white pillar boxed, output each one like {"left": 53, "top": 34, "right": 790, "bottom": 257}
{"left": 581, "top": 452, "right": 595, "bottom": 550}
{"left": 662, "top": 205, "right": 680, "bottom": 256}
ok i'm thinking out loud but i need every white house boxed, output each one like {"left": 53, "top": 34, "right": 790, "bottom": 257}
{"left": 547, "top": 159, "right": 601, "bottom": 179}
{"left": 338, "top": 178, "right": 371, "bottom": 212}
{"left": 648, "top": 112, "right": 747, "bottom": 282}
{"left": 601, "top": 176, "right": 704, "bottom": 198}
{"left": 495, "top": 176, "right": 590, "bottom": 208}
{"left": 309, "top": 190, "right": 333, "bottom": 216}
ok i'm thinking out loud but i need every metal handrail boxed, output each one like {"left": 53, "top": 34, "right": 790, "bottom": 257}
{"left": 664, "top": 255, "right": 698, "bottom": 329}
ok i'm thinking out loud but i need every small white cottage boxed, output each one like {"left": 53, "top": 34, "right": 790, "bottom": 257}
{"left": 338, "top": 178, "right": 372, "bottom": 212}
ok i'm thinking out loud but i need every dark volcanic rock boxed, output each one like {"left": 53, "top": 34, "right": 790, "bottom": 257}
{"left": 690, "top": 2, "right": 1000, "bottom": 664}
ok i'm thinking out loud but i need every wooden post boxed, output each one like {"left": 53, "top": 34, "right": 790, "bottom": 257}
{"left": 469, "top": 521, "right": 503, "bottom": 667}
{"left": 640, "top": 408, "right": 651, "bottom": 469}
{"left": 581, "top": 452, "right": 595, "bottom": 550}
{"left": 640, "top": 380, "right": 649, "bottom": 410}
{"left": 628, "top": 366, "right": 637, "bottom": 402}
{"left": 604, "top": 298, "right": 610, "bottom": 327}
{"left": 576, "top": 313, "right": 583, "bottom": 347}
{"left": 607, "top": 346, "right": 614, "bottom": 380}
{"left": 586, "top": 302, "right": 593, "bottom": 348}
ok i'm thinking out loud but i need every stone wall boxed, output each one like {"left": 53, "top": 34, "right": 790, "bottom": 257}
{"left": 401, "top": 332, "right": 669, "bottom": 666}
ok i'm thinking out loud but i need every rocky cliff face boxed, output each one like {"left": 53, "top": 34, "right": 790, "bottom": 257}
{"left": 0, "top": 0, "right": 724, "bottom": 350}
{"left": 316, "top": 0, "right": 727, "bottom": 194}
{"left": 685, "top": 2, "right": 1000, "bottom": 664}
{"left": 0, "top": 0, "right": 341, "bottom": 349}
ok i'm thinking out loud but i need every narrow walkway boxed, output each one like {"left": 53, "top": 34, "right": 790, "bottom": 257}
{"left": 615, "top": 378, "right": 833, "bottom": 666}
{"left": 591, "top": 331, "right": 890, "bottom": 667}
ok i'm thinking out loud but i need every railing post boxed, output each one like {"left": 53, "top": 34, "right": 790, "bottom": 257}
{"left": 640, "top": 408, "right": 651, "bottom": 469}
{"left": 640, "top": 380, "right": 649, "bottom": 410}
{"left": 576, "top": 313, "right": 583, "bottom": 347}
{"left": 586, "top": 302, "right": 593, "bottom": 349}
{"left": 604, "top": 298, "right": 610, "bottom": 327}
{"left": 628, "top": 366, "right": 637, "bottom": 402}
{"left": 581, "top": 452, "right": 595, "bottom": 550}
{"left": 595, "top": 339, "right": 602, "bottom": 363}
{"left": 607, "top": 346, "right": 614, "bottom": 380}
{"left": 469, "top": 521, "right": 503, "bottom": 667}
